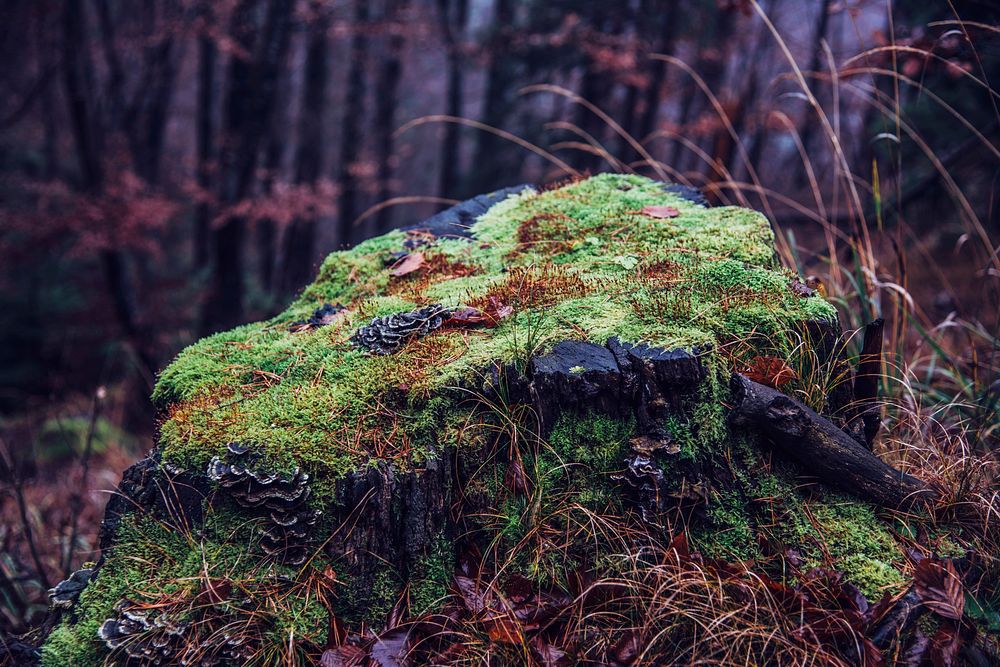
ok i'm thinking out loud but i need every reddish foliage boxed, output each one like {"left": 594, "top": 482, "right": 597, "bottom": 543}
{"left": 913, "top": 557, "right": 965, "bottom": 620}
{"left": 742, "top": 355, "right": 798, "bottom": 387}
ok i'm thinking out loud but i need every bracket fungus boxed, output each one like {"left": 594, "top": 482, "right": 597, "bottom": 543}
{"left": 207, "top": 442, "right": 319, "bottom": 565}
{"left": 350, "top": 303, "right": 452, "bottom": 354}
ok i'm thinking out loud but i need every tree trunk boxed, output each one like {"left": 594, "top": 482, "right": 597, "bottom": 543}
{"left": 373, "top": 0, "right": 409, "bottom": 235}
{"left": 794, "top": 0, "right": 834, "bottom": 188}
{"left": 669, "top": 6, "right": 736, "bottom": 174}
{"left": 436, "top": 0, "right": 468, "bottom": 199}
{"left": 194, "top": 23, "right": 216, "bottom": 269}
{"left": 62, "top": 0, "right": 157, "bottom": 378}
{"left": 280, "top": 1, "right": 330, "bottom": 297}
{"left": 468, "top": 0, "right": 516, "bottom": 196}
{"left": 202, "top": 0, "right": 294, "bottom": 335}
{"left": 729, "top": 373, "right": 933, "bottom": 509}
{"left": 335, "top": 0, "right": 370, "bottom": 248}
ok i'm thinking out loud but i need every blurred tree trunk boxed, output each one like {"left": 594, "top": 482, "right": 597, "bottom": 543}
{"left": 280, "top": 1, "right": 330, "bottom": 296}
{"left": 373, "top": 0, "right": 410, "bottom": 235}
{"left": 669, "top": 5, "right": 736, "bottom": 174}
{"left": 257, "top": 100, "right": 288, "bottom": 295}
{"left": 436, "top": 0, "right": 468, "bottom": 198}
{"left": 202, "top": 0, "right": 294, "bottom": 335}
{"left": 62, "top": 0, "right": 156, "bottom": 377}
{"left": 194, "top": 12, "right": 216, "bottom": 269}
{"left": 574, "top": 6, "right": 626, "bottom": 174}
{"left": 468, "top": 0, "right": 516, "bottom": 195}
{"left": 621, "top": 0, "right": 678, "bottom": 162}
{"left": 795, "top": 0, "right": 834, "bottom": 188}
{"left": 128, "top": 1, "right": 179, "bottom": 186}
{"left": 336, "top": 0, "right": 370, "bottom": 247}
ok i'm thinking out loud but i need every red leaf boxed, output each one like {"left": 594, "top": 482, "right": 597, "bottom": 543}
{"left": 503, "top": 574, "right": 534, "bottom": 604}
{"left": 443, "top": 307, "right": 491, "bottom": 328}
{"left": 640, "top": 205, "right": 680, "bottom": 219}
{"left": 481, "top": 615, "right": 523, "bottom": 644}
{"left": 668, "top": 532, "right": 691, "bottom": 561}
{"left": 484, "top": 296, "right": 514, "bottom": 323}
{"left": 929, "top": 621, "right": 962, "bottom": 667}
{"left": 389, "top": 252, "right": 425, "bottom": 277}
{"left": 914, "top": 558, "right": 964, "bottom": 620}
{"left": 744, "top": 356, "right": 798, "bottom": 387}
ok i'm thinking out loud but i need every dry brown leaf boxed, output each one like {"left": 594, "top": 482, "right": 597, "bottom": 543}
{"left": 389, "top": 252, "right": 425, "bottom": 277}
{"left": 640, "top": 205, "right": 680, "bottom": 219}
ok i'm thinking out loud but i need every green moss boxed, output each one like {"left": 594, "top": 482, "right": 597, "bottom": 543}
{"left": 547, "top": 411, "right": 635, "bottom": 475}
{"left": 410, "top": 535, "right": 455, "bottom": 615}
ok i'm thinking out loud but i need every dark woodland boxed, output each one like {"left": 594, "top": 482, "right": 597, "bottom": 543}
{"left": 1, "top": 0, "right": 999, "bottom": 663}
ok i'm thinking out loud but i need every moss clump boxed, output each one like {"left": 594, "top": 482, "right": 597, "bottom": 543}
{"left": 152, "top": 174, "right": 833, "bottom": 483}
{"left": 410, "top": 535, "right": 455, "bottom": 615}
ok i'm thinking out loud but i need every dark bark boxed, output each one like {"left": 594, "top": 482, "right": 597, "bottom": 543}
{"left": 201, "top": 0, "right": 294, "bottom": 335}
{"left": 869, "top": 588, "right": 924, "bottom": 649}
{"left": 848, "top": 317, "right": 885, "bottom": 449}
{"left": 280, "top": 2, "right": 330, "bottom": 296}
{"left": 729, "top": 373, "right": 933, "bottom": 509}
{"left": 335, "top": 0, "right": 370, "bottom": 247}
{"left": 436, "top": 0, "right": 468, "bottom": 198}
{"left": 373, "top": 0, "right": 409, "bottom": 235}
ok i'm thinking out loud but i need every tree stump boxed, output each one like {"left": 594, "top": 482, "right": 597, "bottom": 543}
{"left": 42, "top": 175, "right": 954, "bottom": 666}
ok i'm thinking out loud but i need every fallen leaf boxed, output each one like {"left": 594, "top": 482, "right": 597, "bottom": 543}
{"left": 481, "top": 615, "right": 522, "bottom": 644}
{"left": 531, "top": 636, "right": 573, "bottom": 667}
{"left": 789, "top": 279, "right": 816, "bottom": 298}
{"left": 443, "top": 307, "right": 491, "bottom": 328}
{"left": 389, "top": 252, "right": 425, "bottom": 277}
{"left": 607, "top": 629, "right": 641, "bottom": 665}
{"left": 640, "top": 205, "right": 680, "bottom": 219}
{"left": 321, "top": 644, "right": 366, "bottom": 667}
{"left": 370, "top": 626, "right": 414, "bottom": 667}
{"left": 914, "top": 558, "right": 964, "bottom": 620}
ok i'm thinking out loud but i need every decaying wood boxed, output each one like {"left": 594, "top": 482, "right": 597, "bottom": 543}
{"left": 869, "top": 587, "right": 923, "bottom": 649}
{"left": 846, "top": 317, "right": 885, "bottom": 449}
{"left": 729, "top": 373, "right": 934, "bottom": 509}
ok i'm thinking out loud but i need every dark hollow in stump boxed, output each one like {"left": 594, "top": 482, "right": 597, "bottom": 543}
{"left": 729, "top": 373, "right": 934, "bottom": 510}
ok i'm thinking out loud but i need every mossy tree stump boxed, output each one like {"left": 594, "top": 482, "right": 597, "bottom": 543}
{"left": 42, "top": 175, "right": 957, "bottom": 665}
